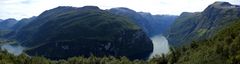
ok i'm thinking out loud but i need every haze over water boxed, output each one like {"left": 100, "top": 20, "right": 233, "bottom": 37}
{"left": 148, "top": 35, "right": 170, "bottom": 59}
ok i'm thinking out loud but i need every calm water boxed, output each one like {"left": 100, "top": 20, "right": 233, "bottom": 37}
{"left": 0, "top": 35, "right": 170, "bottom": 59}
{"left": 148, "top": 35, "right": 170, "bottom": 59}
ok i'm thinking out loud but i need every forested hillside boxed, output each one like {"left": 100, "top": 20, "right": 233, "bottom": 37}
{"left": 0, "top": 1, "right": 240, "bottom": 64}
{"left": 168, "top": 2, "right": 240, "bottom": 47}
{"left": 11, "top": 6, "right": 153, "bottom": 60}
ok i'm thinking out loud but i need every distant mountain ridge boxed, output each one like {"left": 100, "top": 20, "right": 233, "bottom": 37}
{"left": 0, "top": 18, "right": 18, "bottom": 37}
{"left": 167, "top": 1, "right": 240, "bottom": 47}
{"left": 11, "top": 17, "right": 36, "bottom": 31}
{"left": 109, "top": 7, "right": 177, "bottom": 37}
{"left": 0, "top": 18, "right": 17, "bottom": 30}
{"left": 139, "top": 12, "right": 177, "bottom": 36}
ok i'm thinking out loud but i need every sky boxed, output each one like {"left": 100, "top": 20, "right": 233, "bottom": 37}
{"left": 0, "top": 0, "right": 239, "bottom": 20}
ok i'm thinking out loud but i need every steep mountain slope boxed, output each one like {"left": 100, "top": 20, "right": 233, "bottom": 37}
{"left": 0, "top": 18, "right": 17, "bottom": 30}
{"left": 109, "top": 8, "right": 153, "bottom": 36}
{"left": 3, "top": 17, "right": 36, "bottom": 39}
{"left": 139, "top": 12, "right": 177, "bottom": 35}
{"left": 14, "top": 6, "right": 153, "bottom": 60}
{"left": 1, "top": 19, "right": 240, "bottom": 64}
{"left": 175, "top": 19, "right": 240, "bottom": 64}
{"left": 109, "top": 8, "right": 177, "bottom": 37}
{"left": 11, "top": 17, "right": 36, "bottom": 31}
{"left": 0, "top": 19, "right": 3, "bottom": 22}
{"left": 0, "top": 18, "right": 17, "bottom": 37}
{"left": 168, "top": 2, "right": 240, "bottom": 47}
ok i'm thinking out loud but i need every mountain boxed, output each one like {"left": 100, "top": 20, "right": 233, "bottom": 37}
{"left": 0, "top": 18, "right": 17, "bottom": 37}
{"left": 11, "top": 17, "right": 36, "bottom": 31}
{"left": 109, "top": 8, "right": 177, "bottom": 37}
{"left": 109, "top": 8, "right": 153, "bottom": 37}
{"left": 13, "top": 6, "right": 153, "bottom": 60}
{"left": 172, "top": 19, "right": 240, "bottom": 64}
{"left": 167, "top": 2, "right": 240, "bottom": 47}
{"left": 139, "top": 12, "right": 177, "bottom": 35}
{"left": 2, "top": 17, "right": 36, "bottom": 39}
{"left": 0, "top": 18, "right": 17, "bottom": 30}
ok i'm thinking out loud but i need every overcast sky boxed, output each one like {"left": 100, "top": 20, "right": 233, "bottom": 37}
{"left": 0, "top": 0, "right": 239, "bottom": 20}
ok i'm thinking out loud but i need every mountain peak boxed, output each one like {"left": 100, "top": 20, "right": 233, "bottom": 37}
{"left": 115, "top": 7, "right": 132, "bottom": 10}
{"left": 80, "top": 6, "right": 100, "bottom": 10}
{"left": 179, "top": 12, "right": 200, "bottom": 17}
{"left": 202, "top": 1, "right": 240, "bottom": 19}
{"left": 55, "top": 6, "right": 75, "bottom": 9}
{"left": 208, "top": 1, "right": 239, "bottom": 9}
{"left": 4, "top": 18, "right": 17, "bottom": 22}
{"left": 138, "top": 12, "right": 152, "bottom": 16}
{"left": 110, "top": 7, "right": 136, "bottom": 13}
{"left": 51, "top": 6, "right": 77, "bottom": 11}
{"left": 180, "top": 12, "right": 193, "bottom": 16}
{"left": 212, "top": 1, "right": 232, "bottom": 7}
